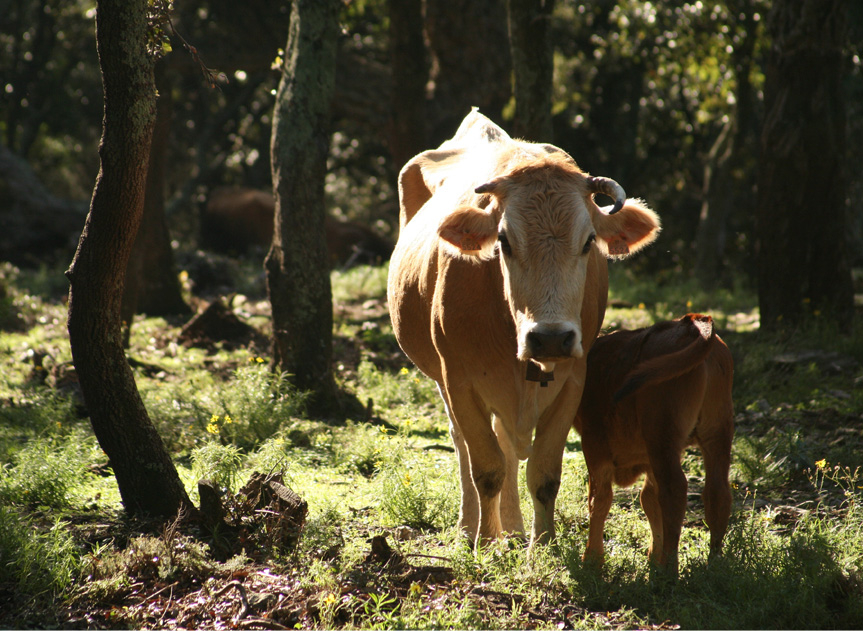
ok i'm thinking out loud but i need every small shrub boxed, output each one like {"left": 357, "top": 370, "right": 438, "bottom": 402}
{"left": 199, "top": 361, "right": 309, "bottom": 450}
{"left": 378, "top": 457, "right": 458, "bottom": 531}
{"left": 191, "top": 442, "right": 243, "bottom": 491}
{"left": 0, "top": 429, "right": 100, "bottom": 508}
{"left": 331, "top": 421, "right": 413, "bottom": 478}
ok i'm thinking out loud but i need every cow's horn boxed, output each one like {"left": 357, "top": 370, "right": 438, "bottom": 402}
{"left": 587, "top": 176, "right": 626, "bottom": 215}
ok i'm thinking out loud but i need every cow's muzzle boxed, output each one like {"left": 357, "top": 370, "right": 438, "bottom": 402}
{"left": 526, "top": 329, "right": 579, "bottom": 360}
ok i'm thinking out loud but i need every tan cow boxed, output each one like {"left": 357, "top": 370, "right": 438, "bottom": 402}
{"left": 388, "top": 110, "right": 660, "bottom": 549}
{"left": 574, "top": 313, "right": 734, "bottom": 577}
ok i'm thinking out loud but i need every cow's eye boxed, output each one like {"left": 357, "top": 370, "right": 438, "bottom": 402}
{"left": 582, "top": 233, "right": 596, "bottom": 255}
{"left": 497, "top": 231, "right": 512, "bottom": 257}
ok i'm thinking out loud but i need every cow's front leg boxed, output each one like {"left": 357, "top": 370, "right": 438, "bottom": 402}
{"left": 493, "top": 414, "right": 526, "bottom": 536}
{"left": 446, "top": 388, "right": 506, "bottom": 546}
{"left": 526, "top": 403, "right": 573, "bottom": 547}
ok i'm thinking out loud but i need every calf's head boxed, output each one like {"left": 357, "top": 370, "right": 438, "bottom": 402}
{"left": 438, "top": 154, "right": 659, "bottom": 370}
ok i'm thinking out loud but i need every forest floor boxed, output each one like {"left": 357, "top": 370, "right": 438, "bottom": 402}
{"left": 2, "top": 258, "right": 863, "bottom": 629}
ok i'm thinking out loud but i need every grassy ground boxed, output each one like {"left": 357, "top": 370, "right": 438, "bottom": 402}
{"left": 1, "top": 258, "right": 862, "bottom": 629}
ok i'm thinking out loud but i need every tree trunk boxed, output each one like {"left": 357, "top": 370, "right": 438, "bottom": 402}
{"left": 122, "top": 62, "right": 191, "bottom": 346}
{"left": 425, "top": 0, "right": 511, "bottom": 144}
{"left": 66, "top": 0, "right": 193, "bottom": 518}
{"left": 756, "top": 0, "right": 854, "bottom": 332}
{"left": 696, "top": 0, "right": 760, "bottom": 288}
{"left": 123, "top": 62, "right": 191, "bottom": 324}
{"left": 388, "top": 0, "right": 428, "bottom": 170}
{"left": 265, "top": 0, "right": 338, "bottom": 410}
{"left": 507, "top": 0, "right": 556, "bottom": 142}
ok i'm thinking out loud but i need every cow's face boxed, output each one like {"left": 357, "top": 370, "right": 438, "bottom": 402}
{"left": 494, "top": 179, "right": 595, "bottom": 368}
{"left": 438, "top": 156, "right": 660, "bottom": 370}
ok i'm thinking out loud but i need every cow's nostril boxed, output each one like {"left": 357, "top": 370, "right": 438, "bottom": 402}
{"left": 527, "top": 329, "right": 577, "bottom": 359}
{"left": 562, "top": 331, "right": 576, "bottom": 354}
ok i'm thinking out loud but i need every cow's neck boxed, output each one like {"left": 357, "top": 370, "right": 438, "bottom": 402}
{"left": 526, "top": 360, "right": 554, "bottom": 387}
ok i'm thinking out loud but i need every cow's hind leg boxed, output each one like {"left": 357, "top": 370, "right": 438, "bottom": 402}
{"left": 449, "top": 420, "right": 479, "bottom": 542}
{"left": 440, "top": 385, "right": 479, "bottom": 542}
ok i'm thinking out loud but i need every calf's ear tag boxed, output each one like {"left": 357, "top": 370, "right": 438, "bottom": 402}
{"left": 526, "top": 361, "right": 554, "bottom": 387}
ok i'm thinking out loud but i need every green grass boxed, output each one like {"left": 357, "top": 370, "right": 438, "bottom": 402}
{"left": 1, "top": 260, "right": 862, "bottom": 628}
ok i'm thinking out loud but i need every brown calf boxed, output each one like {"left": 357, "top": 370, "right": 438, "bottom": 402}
{"left": 573, "top": 313, "right": 734, "bottom": 577}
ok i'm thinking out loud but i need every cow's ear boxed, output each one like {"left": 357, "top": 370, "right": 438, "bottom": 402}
{"left": 398, "top": 148, "right": 465, "bottom": 226}
{"left": 438, "top": 205, "right": 498, "bottom": 258}
{"left": 590, "top": 198, "right": 660, "bottom": 258}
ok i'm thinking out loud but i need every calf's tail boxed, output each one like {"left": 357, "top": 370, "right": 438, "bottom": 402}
{"left": 613, "top": 314, "right": 715, "bottom": 403}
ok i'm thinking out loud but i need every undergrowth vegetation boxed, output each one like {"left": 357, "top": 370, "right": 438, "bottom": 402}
{"left": 1, "top": 259, "right": 862, "bottom": 628}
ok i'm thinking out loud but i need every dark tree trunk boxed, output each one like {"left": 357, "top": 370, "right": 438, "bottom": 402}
{"left": 507, "top": 0, "right": 556, "bottom": 142}
{"left": 388, "top": 0, "right": 428, "bottom": 170}
{"left": 425, "top": 0, "right": 511, "bottom": 144}
{"left": 122, "top": 62, "right": 190, "bottom": 346}
{"left": 756, "top": 0, "right": 854, "bottom": 332}
{"left": 696, "top": 0, "right": 759, "bottom": 288}
{"left": 66, "top": 0, "right": 193, "bottom": 518}
{"left": 265, "top": 0, "right": 338, "bottom": 410}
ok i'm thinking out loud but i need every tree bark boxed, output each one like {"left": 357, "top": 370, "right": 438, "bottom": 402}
{"left": 696, "top": 0, "right": 760, "bottom": 288}
{"left": 756, "top": 0, "right": 854, "bottom": 332}
{"left": 66, "top": 0, "right": 193, "bottom": 518}
{"left": 388, "top": 0, "right": 428, "bottom": 170}
{"left": 507, "top": 0, "right": 556, "bottom": 142}
{"left": 265, "top": 0, "right": 338, "bottom": 410}
{"left": 425, "top": 0, "right": 512, "bottom": 144}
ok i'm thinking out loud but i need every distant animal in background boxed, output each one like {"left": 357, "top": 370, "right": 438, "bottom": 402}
{"left": 573, "top": 313, "right": 734, "bottom": 578}
{"left": 201, "top": 187, "right": 393, "bottom": 267}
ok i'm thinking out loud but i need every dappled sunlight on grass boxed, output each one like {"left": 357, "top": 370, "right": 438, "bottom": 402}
{"left": 2, "top": 259, "right": 863, "bottom": 628}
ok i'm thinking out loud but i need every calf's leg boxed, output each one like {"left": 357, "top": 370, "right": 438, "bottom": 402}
{"left": 645, "top": 444, "right": 688, "bottom": 577}
{"left": 697, "top": 429, "right": 733, "bottom": 557}
{"left": 583, "top": 464, "right": 614, "bottom": 567}
{"left": 639, "top": 473, "right": 665, "bottom": 566}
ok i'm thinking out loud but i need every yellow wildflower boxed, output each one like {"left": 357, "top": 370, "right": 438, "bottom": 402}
{"left": 816, "top": 459, "right": 827, "bottom": 470}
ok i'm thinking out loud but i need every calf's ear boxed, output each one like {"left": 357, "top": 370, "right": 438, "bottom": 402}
{"left": 438, "top": 206, "right": 498, "bottom": 257}
{"left": 591, "top": 198, "right": 661, "bottom": 258}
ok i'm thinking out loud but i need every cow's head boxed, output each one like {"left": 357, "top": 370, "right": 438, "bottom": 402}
{"left": 438, "top": 154, "right": 660, "bottom": 370}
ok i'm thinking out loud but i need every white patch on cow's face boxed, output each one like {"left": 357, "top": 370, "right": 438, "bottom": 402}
{"left": 496, "top": 184, "right": 596, "bottom": 364}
